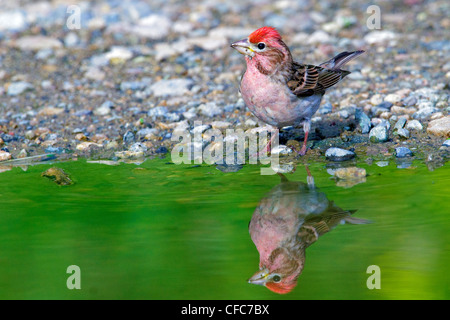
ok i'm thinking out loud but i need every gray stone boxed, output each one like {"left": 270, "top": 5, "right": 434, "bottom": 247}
{"left": 123, "top": 131, "right": 135, "bottom": 144}
{"left": 402, "top": 95, "right": 417, "bottom": 106}
{"left": 94, "top": 101, "right": 114, "bottom": 116}
{"left": 355, "top": 109, "right": 371, "bottom": 134}
{"left": 396, "top": 128, "right": 410, "bottom": 139}
{"left": 150, "top": 79, "right": 194, "bottom": 97}
{"left": 198, "top": 102, "right": 223, "bottom": 117}
{"left": 394, "top": 118, "right": 407, "bottom": 131}
{"left": 148, "top": 106, "right": 169, "bottom": 118}
{"left": 395, "top": 147, "right": 413, "bottom": 158}
{"left": 325, "top": 147, "right": 355, "bottom": 161}
{"left": 7, "top": 81, "right": 33, "bottom": 96}
{"left": 369, "top": 126, "right": 389, "bottom": 143}
{"left": 406, "top": 120, "right": 423, "bottom": 131}
{"left": 413, "top": 107, "right": 439, "bottom": 119}
{"left": 128, "top": 142, "right": 147, "bottom": 153}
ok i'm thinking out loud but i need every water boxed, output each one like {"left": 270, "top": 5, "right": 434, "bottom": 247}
{"left": 0, "top": 158, "right": 448, "bottom": 299}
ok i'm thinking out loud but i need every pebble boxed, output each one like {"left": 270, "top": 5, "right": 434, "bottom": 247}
{"left": 334, "top": 167, "right": 367, "bottom": 179}
{"left": 426, "top": 116, "right": 450, "bottom": 137}
{"left": 384, "top": 94, "right": 401, "bottom": 104}
{"left": 13, "top": 35, "right": 62, "bottom": 51}
{"left": 7, "top": 81, "right": 33, "bottom": 96}
{"left": 198, "top": 102, "right": 223, "bottom": 118}
{"left": 150, "top": 79, "right": 193, "bottom": 97}
{"left": 41, "top": 167, "right": 73, "bottom": 186}
{"left": 394, "top": 118, "right": 407, "bottom": 131}
{"left": 0, "top": 151, "right": 12, "bottom": 162}
{"left": 123, "top": 131, "right": 135, "bottom": 144}
{"left": 395, "top": 147, "right": 413, "bottom": 158}
{"left": 442, "top": 140, "right": 450, "bottom": 147}
{"left": 406, "top": 120, "right": 423, "bottom": 131}
{"left": 0, "top": 11, "right": 26, "bottom": 32}
{"left": 38, "top": 106, "right": 65, "bottom": 116}
{"left": 94, "top": 101, "right": 114, "bottom": 116}
{"left": 396, "top": 128, "right": 410, "bottom": 139}
{"left": 369, "top": 126, "right": 389, "bottom": 143}
{"left": 402, "top": 95, "right": 417, "bottom": 107}
{"left": 76, "top": 142, "right": 103, "bottom": 151}
{"left": 355, "top": 109, "right": 371, "bottom": 134}
{"left": 325, "top": 147, "right": 355, "bottom": 161}
{"left": 363, "top": 30, "right": 397, "bottom": 44}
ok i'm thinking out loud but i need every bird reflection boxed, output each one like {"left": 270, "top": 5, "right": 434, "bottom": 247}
{"left": 248, "top": 168, "right": 369, "bottom": 294}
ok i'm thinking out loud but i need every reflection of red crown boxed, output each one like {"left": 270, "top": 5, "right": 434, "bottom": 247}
{"left": 266, "top": 281, "right": 296, "bottom": 294}
{"left": 249, "top": 26, "right": 282, "bottom": 44}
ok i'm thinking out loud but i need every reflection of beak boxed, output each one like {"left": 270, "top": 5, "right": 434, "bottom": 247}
{"left": 231, "top": 39, "right": 255, "bottom": 58}
{"left": 248, "top": 268, "right": 269, "bottom": 286}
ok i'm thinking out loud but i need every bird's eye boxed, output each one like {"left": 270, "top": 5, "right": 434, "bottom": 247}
{"left": 257, "top": 42, "right": 266, "bottom": 50}
{"left": 272, "top": 275, "right": 281, "bottom": 283}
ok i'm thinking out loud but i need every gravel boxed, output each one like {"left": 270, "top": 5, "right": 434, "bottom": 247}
{"left": 0, "top": 0, "right": 447, "bottom": 170}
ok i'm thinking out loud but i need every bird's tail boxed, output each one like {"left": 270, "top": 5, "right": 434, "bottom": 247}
{"left": 319, "top": 50, "right": 364, "bottom": 71}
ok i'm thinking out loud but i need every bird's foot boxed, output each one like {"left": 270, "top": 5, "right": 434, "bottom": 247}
{"left": 297, "top": 145, "right": 307, "bottom": 156}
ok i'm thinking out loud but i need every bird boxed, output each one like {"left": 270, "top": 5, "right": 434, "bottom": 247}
{"left": 248, "top": 170, "right": 369, "bottom": 294}
{"left": 231, "top": 26, "right": 364, "bottom": 155}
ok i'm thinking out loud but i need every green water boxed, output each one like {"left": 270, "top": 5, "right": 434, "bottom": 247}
{"left": 0, "top": 158, "right": 449, "bottom": 300}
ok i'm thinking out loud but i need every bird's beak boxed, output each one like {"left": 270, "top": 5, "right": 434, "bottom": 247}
{"left": 248, "top": 268, "right": 269, "bottom": 286}
{"left": 231, "top": 39, "right": 255, "bottom": 58}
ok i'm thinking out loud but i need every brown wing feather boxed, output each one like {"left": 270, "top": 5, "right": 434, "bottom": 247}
{"left": 288, "top": 62, "right": 350, "bottom": 97}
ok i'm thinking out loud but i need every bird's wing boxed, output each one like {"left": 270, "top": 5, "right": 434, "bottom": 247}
{"left": 287, "top": 62, "right": 350, "bottom": 97}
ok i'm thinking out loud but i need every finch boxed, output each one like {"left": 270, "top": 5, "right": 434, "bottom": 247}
{"left": 231, "top": 26, "right": 364, "bottom": 155}
{"left": 248, "top": 171, "right": 369, "bottom": 294}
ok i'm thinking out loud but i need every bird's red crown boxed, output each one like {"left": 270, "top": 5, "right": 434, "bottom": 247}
{"left": 248, "top": 26, "right": 282, "bottom": 44}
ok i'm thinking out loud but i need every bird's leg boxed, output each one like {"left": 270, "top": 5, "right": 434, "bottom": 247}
{"left": 256, "top": 130, "right": 277, "bottom": 158}
{"left": 305, "top": 165, "right": 315, "bottom": 189}
{"left": 298, "top": 120, "right": 311, "bottom": 156}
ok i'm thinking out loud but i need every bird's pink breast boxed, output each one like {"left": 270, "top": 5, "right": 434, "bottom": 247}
{"left": 240, "top": 60, "right": 321, "bottom": 128}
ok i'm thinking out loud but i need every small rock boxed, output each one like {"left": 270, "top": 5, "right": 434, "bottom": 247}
{"left": 0, "top": 150, "right": 12, "bottom": 161}
{"left": 271, "top": 145, "right": 293, "bottom": 156}
{"left": 426, "top": 116, "right": 450, "bottom": 137}
{"left": 13, "top": 35, "right": 62, "bottom": 51}
{"left": 395, "top": 147, "right": 413, "bottom": 158}
{"left": 123, "top": 131, "right": 135, "bottom": 144}
{"left": 370, "top": 94, "right": 383, "bottom": 105}
{"left": 128, "top": 142, "right": 147, "bottom": 153}
{"left": 355, "top": 109, "right": 371, "bottom": 134}
{"left": 442, "top": 140, "right": 450, "bottom": 147}
{"left": 198, "top": 102, "right": 223, "bottom": 117}
{"left": 76, "top": 142, "right": 103, "bottom": 151}
{"left": 94, "top": 101, "right": 114, "bottom": 116}
{"left": 406, "top": 120, "right": 423, "bottom": 131}
{"left": 17, "top": 149, "right": 28, "bottom": 158}
{"left": 38, "top": 106, "right": 65, "bottom": 116}
{"left": 376, "top": 101, "right": 393, "bottom": 110}
{"left": 402, "top": 95, "right": 417, "bottom": 107}
{"left": 384, "top": 94, "right": 401, "bottom": 104}
{"left": 41, "top": 167, "right": 73, "bottom": 186}
{"left": 150, "top": 79, "right": 194, "bottom": 97}
{"left": 396, "top": 128, "right": 410, "bottom": 139}
{"left": 325, "top": 147, "right": 355, "bottom": 161}
{"left": 394, "top": 118, "right": 407, "bottom": 131}
{"left": 104, "top": 46, "right": 133, "bottom": 63}
{"left": 148, "top": 106, "right": 169, "bottom": 119}
{"left": 334, "top": 167, "right": 367, "bottom": 179}
{"left": 84, "top": 67, "right": 105, "bottom": 81}
{"left": 369, "top": 126, "right": 389, "bottom": 143}
{"left": 7, "top": 81, "right": 33, "bottom": 96}
{"left": 364, "top": 30, "right": 397, "bottom": 44}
